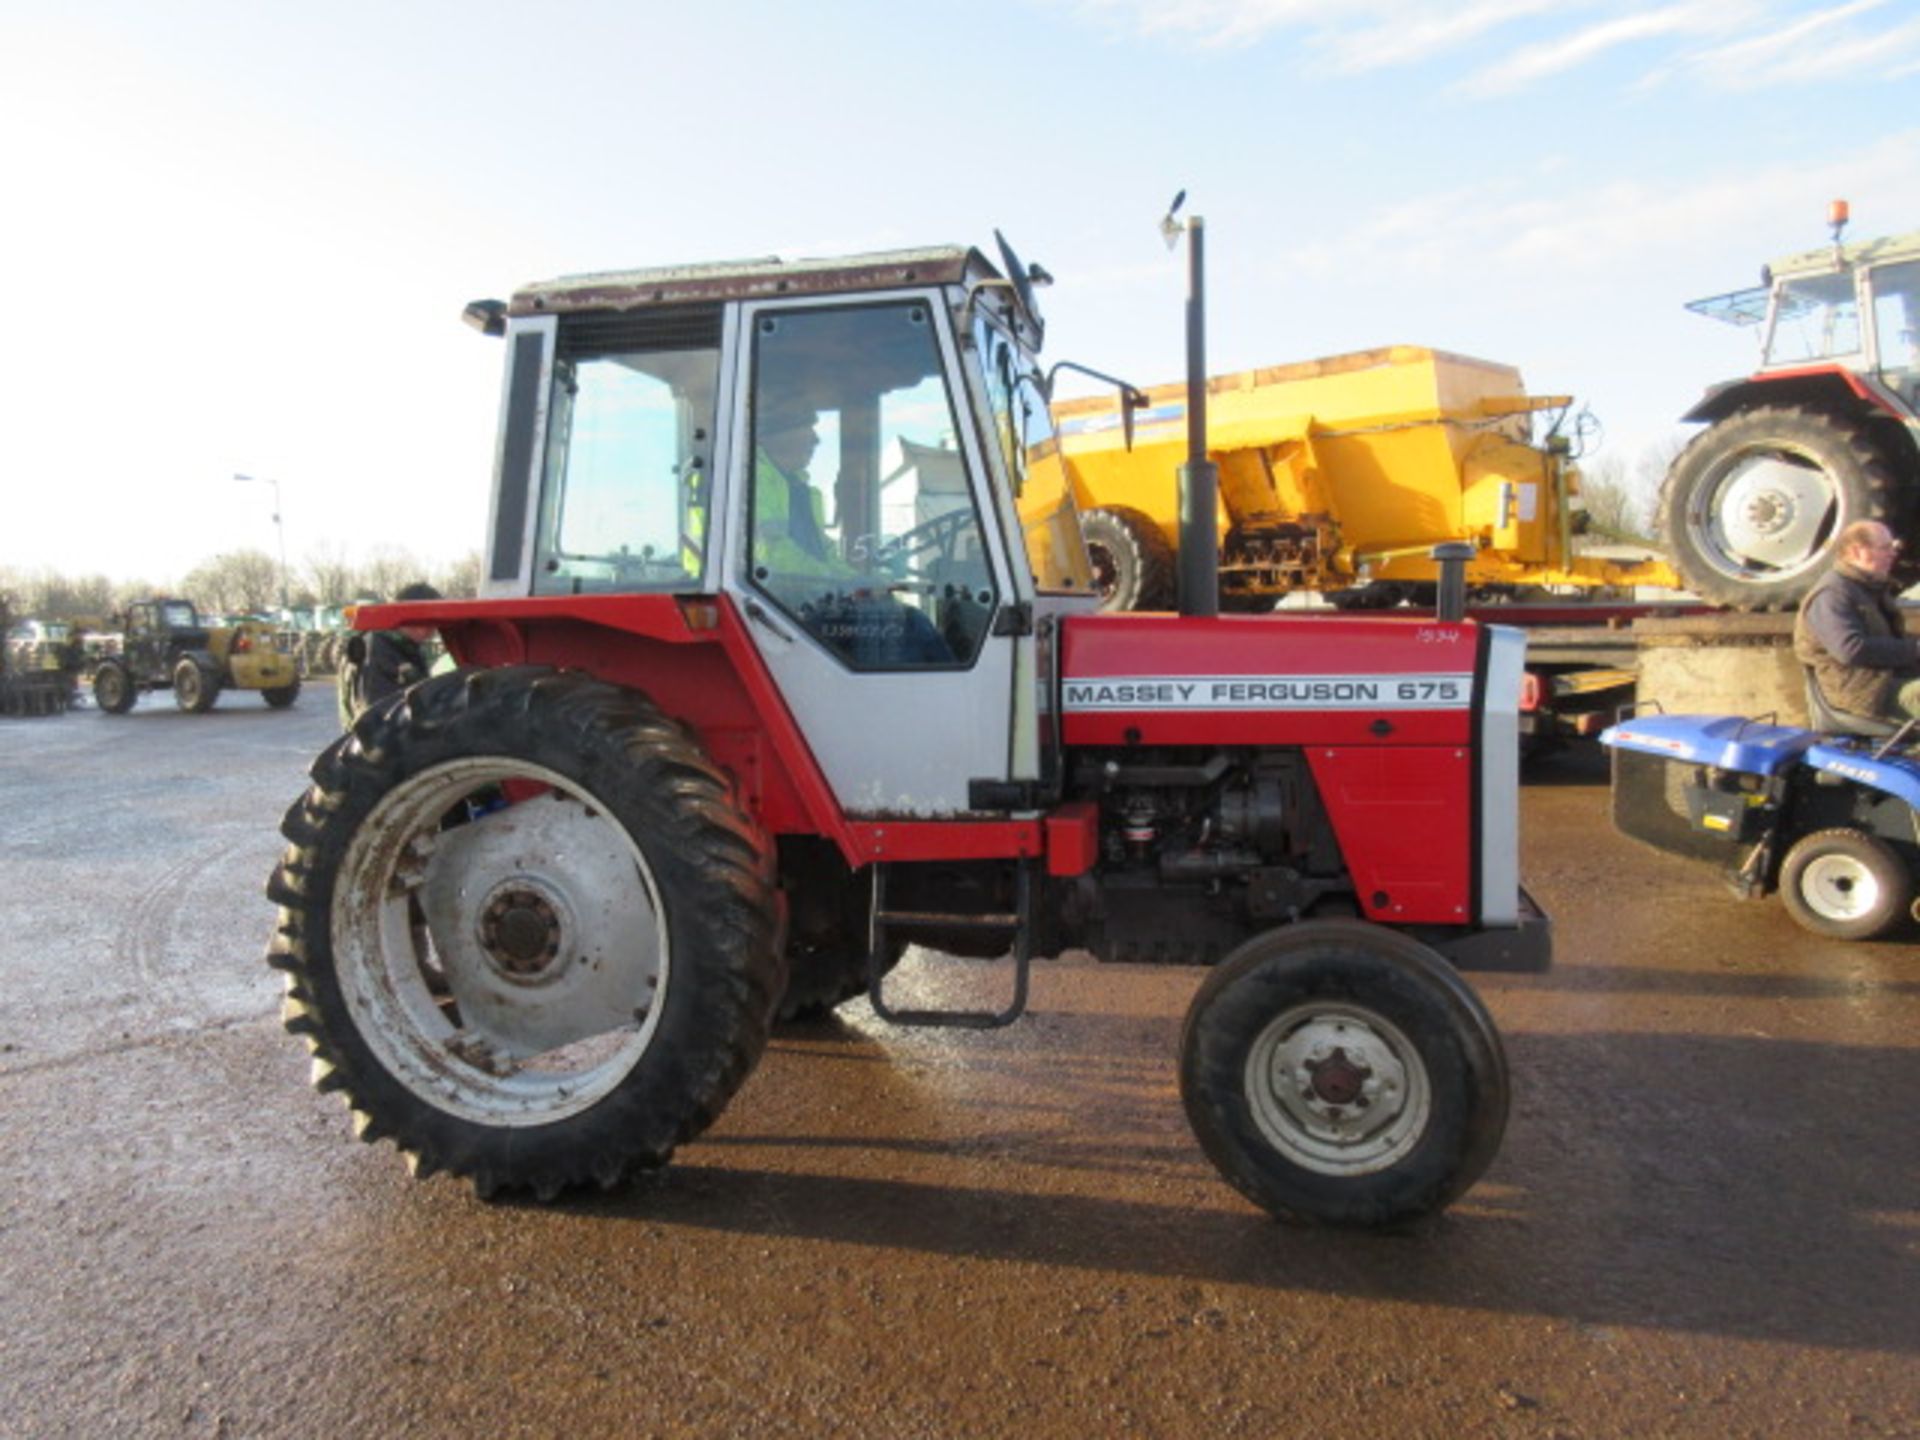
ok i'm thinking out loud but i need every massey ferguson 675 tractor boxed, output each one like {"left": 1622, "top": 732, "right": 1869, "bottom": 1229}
{"left": 267, "top": 231, "right": 1548, "bottom": 1228}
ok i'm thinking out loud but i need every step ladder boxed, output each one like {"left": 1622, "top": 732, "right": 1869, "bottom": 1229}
{"left": 865, "top": 862, "right": 1033, "bottom": 1029}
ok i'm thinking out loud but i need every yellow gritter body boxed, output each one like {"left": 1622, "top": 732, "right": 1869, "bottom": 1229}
{"left": 1050, "top": 345, "right": 1677, "bottom": 603}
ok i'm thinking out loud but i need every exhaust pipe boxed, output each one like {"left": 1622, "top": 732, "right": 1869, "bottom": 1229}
{"left": 1433, "top": 542, "right": 1474, "bottom": 623}
{"left": 1177, "top": 215, "right": 1219, "bottom": 618}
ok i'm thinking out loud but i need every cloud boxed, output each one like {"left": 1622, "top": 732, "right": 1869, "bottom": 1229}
{"left": 1671, "top": 2, "right": 1920, "bottom": 89}
{"left": 1462, "top": 2, "right": 1739, "bottom": 95}
{"left": 1257, "top": 127, "right": 1920, "bottom": 283}
{"left": 1061, "top": 0, "right": 1920, "bottom": 93}
{"left": 1319, "top": 1, "right": 1568, "bottom": 72}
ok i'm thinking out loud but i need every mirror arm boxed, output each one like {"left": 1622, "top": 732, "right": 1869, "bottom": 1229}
{"left": 1041, "top": 362, "right": 1151, "bottom": 451}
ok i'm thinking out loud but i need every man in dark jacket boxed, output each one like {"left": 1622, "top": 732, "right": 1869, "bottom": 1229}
{"left": 341, "top": 581, "right": 442, "bottom": 725}
{"left": 1792, "top": 520, "right": 1920, "bottom": 720}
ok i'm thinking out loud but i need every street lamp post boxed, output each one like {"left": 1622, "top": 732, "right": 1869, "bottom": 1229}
{"left": 233, "top": 473, "right": 289, "bottom": 614}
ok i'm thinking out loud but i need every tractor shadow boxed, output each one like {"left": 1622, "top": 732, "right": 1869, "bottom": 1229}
{"left": 555, "top": 1016, "right": 1920, "bottom": 1357}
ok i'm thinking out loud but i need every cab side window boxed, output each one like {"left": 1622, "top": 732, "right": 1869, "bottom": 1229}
{"left": 534, "top": 314, "right": 720, "bottom": 595}
{"left": 747, "top": 304, "right": 997, "bottom": 670}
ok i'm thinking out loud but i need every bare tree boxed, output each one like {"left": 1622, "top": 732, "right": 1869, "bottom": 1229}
{"left": 1577, "top": 453, "right": 1655, "bottom": 545}
{"left": 1634, "top": 432, "right": 1690, "bottom": 501}
{"left": 110, "top": 577, "right": 166, "bottom": 611}
{"left": 358, "top": 546, "right": 427, "bottom": 604}
{"left": 303, "top": 541, "right": 358, "bottom": 608}
{"left": 183, "top": 549, "right": 280, "bottom": 614}
{"left": 435, "top": 551, "right": 483, "bottom": 599}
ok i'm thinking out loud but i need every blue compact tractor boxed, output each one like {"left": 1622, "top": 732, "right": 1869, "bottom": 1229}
{"left": 1603, "top": 710, "right": 1920, "bottom": 940}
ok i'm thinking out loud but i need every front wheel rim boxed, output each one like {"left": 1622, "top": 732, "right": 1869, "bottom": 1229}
{"left": 332, "top": 756, "right": 670, "bottom": 1127}
{"left": 1244, "top": 1001, "right": 1432, "bottom": 1175}
{"left": 1798, "top": 852, "right": 1884, "bottom": 923}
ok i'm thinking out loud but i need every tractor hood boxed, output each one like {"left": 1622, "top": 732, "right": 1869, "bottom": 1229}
{"left": 1057, "top": 612, "right": 1483, "bottom": 748}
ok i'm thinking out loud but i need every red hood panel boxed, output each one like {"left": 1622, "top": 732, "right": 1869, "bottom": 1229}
{"left": 1058, "top": 613, "right": 1479, "bottom": 747}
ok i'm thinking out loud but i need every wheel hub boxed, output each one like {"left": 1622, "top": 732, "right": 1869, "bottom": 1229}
{"left": 1801, "top": 854, "right": 1880, "bottom": 921}
{"left": 1087, "top": 543, "right": 1117, "bottom": 597}
{"left": 1305, "top": 1047, "right": 1371, "bottom": 1106}
{"left": 1242, "top": 1003, "right": 1431, "bottom": 1176}
{"left": 1740, "top": 489, "right": 1794, "bottom": 536}
{"left": 481, "top": 887, "right": 564, "bottom": 977}
{"left": 1701, "top": 452, "right": 1838, "bottom": 574}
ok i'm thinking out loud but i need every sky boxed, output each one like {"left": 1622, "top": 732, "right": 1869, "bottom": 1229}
{"left": 2, "top": 0, "right": 1916, "bottom": 587}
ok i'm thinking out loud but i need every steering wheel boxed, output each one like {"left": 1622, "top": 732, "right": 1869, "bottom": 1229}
{"left": 877, "top": 507, "right": 971, "bottom": 576}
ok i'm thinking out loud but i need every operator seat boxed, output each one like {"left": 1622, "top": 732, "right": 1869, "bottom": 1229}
{"left": 1801, "top": 664, "right": 1902, "bottom": 739}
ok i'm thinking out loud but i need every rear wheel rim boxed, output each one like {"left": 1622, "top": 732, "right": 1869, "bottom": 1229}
{"left": 332, "top": 757, "right": 669, "bottom": 1127}
{"left": 1686, "top": 445, "right": 1840, "bottom": 581}
{"left": 1243, "top": 1000, "right": 1431, "bottom": 1176}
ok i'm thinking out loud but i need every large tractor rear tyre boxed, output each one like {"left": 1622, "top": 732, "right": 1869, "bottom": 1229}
{"left": 1083, "top": 506, "right": 1175, "bottom": 612}
{"left": 1180, "top": 919, "right": 1509, "bottom": 1229}
{"left": 1778, "top": 827, "right": 1911, "bottom": 941}
{"left": 266, "top": 666, "right": 783, "bottom": 1199}
{"left": 1658, "top": 405, "right": 1907, "bottom": 611}
{"left": 173, "top": 657, "right": 220, "bottom": 713}
{"left": 92, "top": 660, "right": 136, "bottom": 714}
{"left": 774, "top": 844, "right": 902, "bottom": 1022}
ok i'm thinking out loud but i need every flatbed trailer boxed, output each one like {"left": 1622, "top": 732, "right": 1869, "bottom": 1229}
{"left": 1283, "top": 599, "right": 1833, "bottom": 751}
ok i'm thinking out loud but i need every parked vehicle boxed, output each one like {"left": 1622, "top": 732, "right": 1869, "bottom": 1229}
{"left": 1051, "top": 345, "right": 1674, "bottom": 611}
{"left": 1603, "top": 701, "right": 1920, "bottom": 939}
{"left": 267, "top": 232, "right": 1547, "bottom": 1229}
{"left": 1659, "top": 203, "right": 1920, "bottom": 610}
{"left": 92, "top": 598, "right": 300, "bottom": 713}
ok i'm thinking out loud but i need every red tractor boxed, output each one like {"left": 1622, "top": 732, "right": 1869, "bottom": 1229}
{"left": 1660, "top": 203, "right": 1920, "bottom": 609}
{"left": 267, "top": 234, "right": 1548, "bottom": 1228}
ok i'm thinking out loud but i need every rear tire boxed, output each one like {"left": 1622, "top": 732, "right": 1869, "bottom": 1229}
{"left": 774, "top": 846, "right": 903, "bottom": 1021}
{"left": 1778, "top": 827, "right": 1911, "bottom": 940}
{"left": 1083, "top": 506, "right": 1175, "bottom": 612}
{"left": 266, "top": 666, "right": 783, "bottom": 1198}
{"left": 1180, "top": 920, "right": 1509, "bottom": 1228}
{"left": 1658, "top": 405, "right": 1904, "bottom": 611}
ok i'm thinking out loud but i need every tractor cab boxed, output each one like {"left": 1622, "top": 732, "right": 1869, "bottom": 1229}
{"left": 459, "top": 246, "right": 1097, "bottom": 819}
{"left": 1687, "top": 226, "right": 1920, "bottom": 416}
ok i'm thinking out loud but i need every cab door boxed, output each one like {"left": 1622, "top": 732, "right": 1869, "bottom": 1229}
{"left": 723, "top": 295, "right": 1021, "bottom": 818}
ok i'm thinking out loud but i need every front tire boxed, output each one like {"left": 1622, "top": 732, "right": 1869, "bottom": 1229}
{"left": 93, "top": 660, "right": 136, "bottom": 714}
{"left": 262, "top": 680, "right": 301, "bottom": 708}
{"left": 174, "top": 657, "right": 219, "bottom": 713}
{"left": 1778, "top": 827, "right": 1911, "bottom": 940}
{"left": 1658, "top": 406, "right": 1904, "bottom": 611}
{"left": 1179, "top": 920, "right": 1509, "bottom": 1228}
{"left": 1083, "top": 506, "right": 1175, "bottom": 612}
{"left": 266, "top": 666, "right": 783, "bottom": 1198}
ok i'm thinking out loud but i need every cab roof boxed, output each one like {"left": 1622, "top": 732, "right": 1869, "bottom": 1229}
{"left": 507, "top": 246, "right": 997, "bottom": 317}
{"left": 1770, "top": 228, "right": 1920, "bottom": 279}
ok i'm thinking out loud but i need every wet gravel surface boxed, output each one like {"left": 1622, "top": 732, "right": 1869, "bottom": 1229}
{"left": 1, "top": 692, "right": 1916, "bottom": 1438}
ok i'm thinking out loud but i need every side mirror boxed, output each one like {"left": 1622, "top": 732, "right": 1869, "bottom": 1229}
{"left": 1043, "top": 361, "right": 1153, "bottom": 453}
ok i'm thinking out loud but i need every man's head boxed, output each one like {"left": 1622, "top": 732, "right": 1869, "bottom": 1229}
{"left": 394, "top": 581, "right": 441, "bottom": 642}
{"left": 1839, "top": 521, "right": 1903, "bottom": 581}
{"left": 758, "top": 398, "right": 821, "bottom": 475}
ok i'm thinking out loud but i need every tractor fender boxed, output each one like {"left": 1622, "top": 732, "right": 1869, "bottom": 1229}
{"left": 1681, "top": 369, "right": 1909, "bottom": 427}
{"left": 1802, "top": 742, "right": 1920, "bottom": 812}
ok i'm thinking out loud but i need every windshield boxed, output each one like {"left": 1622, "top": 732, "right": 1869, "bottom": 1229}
{"left": 1871, "top": 259, "right": 1920, "bottom": 379}
{"left": 973, "top": 313, "right": 1092, "bottom": 593}
{"left": 1765, "top": 270, "right": 1862, "bottom": 366}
